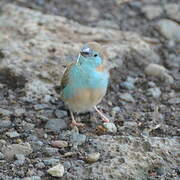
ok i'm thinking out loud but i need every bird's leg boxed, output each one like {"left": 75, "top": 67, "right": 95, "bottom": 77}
{"left": 94, "top": 106, "right": 110, "bottom": 123}
{"left": 70, "top": 110, "right": 85, "bottom": 127}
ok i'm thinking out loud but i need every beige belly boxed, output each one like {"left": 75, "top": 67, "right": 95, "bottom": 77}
{"left": 64, "top": 88, "right": 107, "bottom": 113}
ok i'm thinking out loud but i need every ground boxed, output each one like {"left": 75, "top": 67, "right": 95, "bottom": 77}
{"left": 0, "top": 0, "right": 179, "bottom": 179}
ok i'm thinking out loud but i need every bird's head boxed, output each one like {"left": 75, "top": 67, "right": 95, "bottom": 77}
{"left": 77, "top": 42, "right": 106, "bottom": 68}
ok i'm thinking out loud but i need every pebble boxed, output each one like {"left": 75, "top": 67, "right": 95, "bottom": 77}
{"left": 70, "top": 132, "right": 86, "bottom": 147}
{"left": 168, "top": 97, "right": 180, "bottom": 105}
{"left": 47, "top": 163, "right": 64, "bottom": 177}
{"left": 22, "top": 122, "right": 35, "bottom": 131}
{"left": 35, "top": 162, "right": 45, "bottom": 169}
{"left": 15, "top": 154, "right": 25, "bottom": 161}
{"left": 6, "top": 131, "right": 20, "bottom": 138}
{"left": 0, "top": 108, "right": 12, "bottom": 116}
{"left": 103, "top": 122, "right": 117, "bottom": 133}
{"left": 111, "top": 106, "right": 120, "bottom": 118}
{"left": 14, "top": 108, "right": 25, "bottom": 117}
{"left": 14, "top": 160, "right": 25, "bottom": 166}
{"left": 51, "top": 140, "right": 68, "bottom": 148}
{"left": 43, "top": 158, "right": 60, "bottom": 166}
{"left": 0, "top": 152, "right": 5, "bottom": 160}
{"left": 34, "top": 104, "right": 49, "bottom": 110}
{"left": 54, "top": 109, "right": 68, "bottom": 118}
{"left": 164, "top": 3, "right": 180, "bottom": 23}
{"left": 147, "top": 87, "right": 161, "bottom": 98}
{"left": 85, "top": 152, "right": 100, "bottom": 163}
{"left": 44, "top": 147, "right": 59, "bottom": 156}
{"left": 22, "top": 176, "right": 41, "bottom": 180}
{"left": 120, "top": 76, "right": 136, "bottom": 90}
{"left": 0, "top": 120, "right": 12, "bottom": 128}
{"left": 119, "top": 93, "right": 135, "bottom": 103}
{"left": 155, "top": 19, "right": 180, "bottom": 42}
{"left": 1, "top": 143, "right": 33, "bottom": 160}
{"left": 145, "top": 63, "right": 174, "bottom": 84}
{"left": 141, "top": 5, "right": 163, "bottom": 20}
{"left": 148, "top": 81, "right": 156, "bottom": 88}
{"left": 45, "top": 118, "right": 67, "bottom": 132}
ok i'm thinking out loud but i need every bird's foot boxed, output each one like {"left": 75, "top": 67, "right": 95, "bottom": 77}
{"left": 94, "top": 106, "right": 110, "bottom": 123}
{"left": 71, "top": 120, "right": 85, "bottom": 127}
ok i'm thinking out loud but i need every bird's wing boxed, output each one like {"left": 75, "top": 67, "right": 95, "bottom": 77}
{"left": 60, "top": 63, "right": 75, "bottom": 91}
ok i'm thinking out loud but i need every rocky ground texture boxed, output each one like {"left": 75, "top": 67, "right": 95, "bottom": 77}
{"left": 0, "top": 0, "right": 179, "bottom": 179}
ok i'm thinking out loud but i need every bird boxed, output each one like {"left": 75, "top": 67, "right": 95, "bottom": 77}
{"left": 59, "top": 42, "right": 112, "bottom": 127}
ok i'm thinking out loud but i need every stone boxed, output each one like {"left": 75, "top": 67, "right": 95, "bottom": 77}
{"left": 51, "top": 140, "right": 68, "bottom": 148}
{"left": 22, "top": 176, "right": 41, "bottom": 180}
{"left": 145, "top": 63, "right": 174, "bottom": 84}
{"left": 155, "top": 19, "right": 180, "bottom": 42}
{"left": 141, "top": 5, "right": 163, "bottom": 20}
{"left": 0, "top": 108, "right": 12, "bottom": 116}
{"left": 85, "top": 152, "right": 100, "bottom": 163}
{"left": 35, "top": 162, "right": 45, "bottom": 169}
{"left": 44, "top": 147, "right": 59, "bottom": 156}
{"left": 164, "top": 3, "right": 180, "bottom": 23}
{"left": 119, "top": 93, "right": 135, "bottom": 103}
{"left": 0, "top": 120, "right": 12, "bottom": 128}
{"left": 103, "top": 123, "right": 117, "bottom": 133}
{"left": 54, "top": 109, "right": 68, "bottom": 118}
{"left": 45, "top": 118, "right": 67, "bottom": 132}
{"left": 15, "top": 154, "right": 25, "bottom": 161}
{"left": 14, "top": 108, "right": 25, "bottom": 116}
{"left": 43, "top": 158, "right": 60, "bottom": 166}
{"left": 6, "top": 131, "right": 20, "bottom": 138}
{"left": 70, "top": 132, "right": 86, "bottom": 147}
{"left": 147, "top": 87, "right": 161, "bottom": 99}
{"left": 120, "top": 76, "right": 136, "bottom": 90}
{"left": 0, "top": 152, "right": 5, "bottom": 160}
{"left": 1, "top": 143, "right": 33, "bottom": 160}
{"left": 47, "top": 163, "right": 64, "bottom": 177}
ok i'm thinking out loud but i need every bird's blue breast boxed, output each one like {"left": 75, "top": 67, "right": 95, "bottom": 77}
{"left": 62, "top": 63, "right": 109, "bottom": 99}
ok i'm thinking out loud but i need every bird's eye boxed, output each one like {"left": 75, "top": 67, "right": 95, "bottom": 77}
{"left": 94, "top": 54, "right": 97, "bottom": 57}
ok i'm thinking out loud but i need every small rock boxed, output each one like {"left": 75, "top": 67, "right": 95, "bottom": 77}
{"left": 22, "top": 122, "right": 35, "bottom": 131}
{"left": 85, "top": 152, "right": 100, "bottom": 163}
{"left": 6, "top": 131, "right": 20, "bottom": 138}
{"left": 45, "top": 118, "right": 67, "bottom": 132}
{"left": 103, "top": 122, "right": 117, "bottom": 133}
{"left": 164, "top": 3, "right": 180, "bottom": 23}
{"left": 0, "top": 120, "right": 12, "bottom": 128}
{"left": 141, "top": 5, "right": 163, "bottom": 20}
{"left": 22, "top": 176, "right": 41, "bottom": 180}
{"left": 14, "top": 108, "right": 25, "bottom": 117}
{"left": 44, "top": 147, "right": 59, "bottom": 156}
{"left": 119, "top": 93, "right": 135, "bottom": 103}
{"left": 43, "top": 158, "right": 60, "bottom": 166}
{"left": 54, "top": 109, "right": 68, "bottom": 118}
{"left": 0, "top": 152, "right": 5, "bottom": 160}
{"left": 111, "top": 106, "right": 120, "bottom": 118}
{"left": 145, "top": 63, "right": 174, "bottom": 84}
{"left": 168, "top": 97, "right": 180, "bottom": 105}
{"left": 47, "top": 163, "right": 64, "bottom": 177}
{"left": 0, "top": 108, "right": 12, "bottom": 116}
{"left": 2, "top": 143, "right": 33, "bottom": 160}
{"left": 51, "top": 140, "right": 68, "bottom": 148}
{"left": 15, "top": 154, "right": 25, "bottom": 161}
{"left": 155, "top": 19, "right": 180, "bottom": 42}
{"left": 70, "top": 132, "right": 86, "bottom": 147}
{"left": 35, "top": 162, "right": 45, "bottom": 169}
{"left": 34, "top": 104, "right": 49, "bottom": 110}
{"left": 148, "top": 81, "right": 156, "bottom": 88}
{"left": 120, "top": 76, "right": 136, "bottom": 90}
{"left": 14, "top": 160, "right": 25, "bottom": 166}
{"left": 147, "top": 87, "right": 161, "bottom": 98}
{"left": 30, "top": 140, "right": 43, "bottom": 151}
